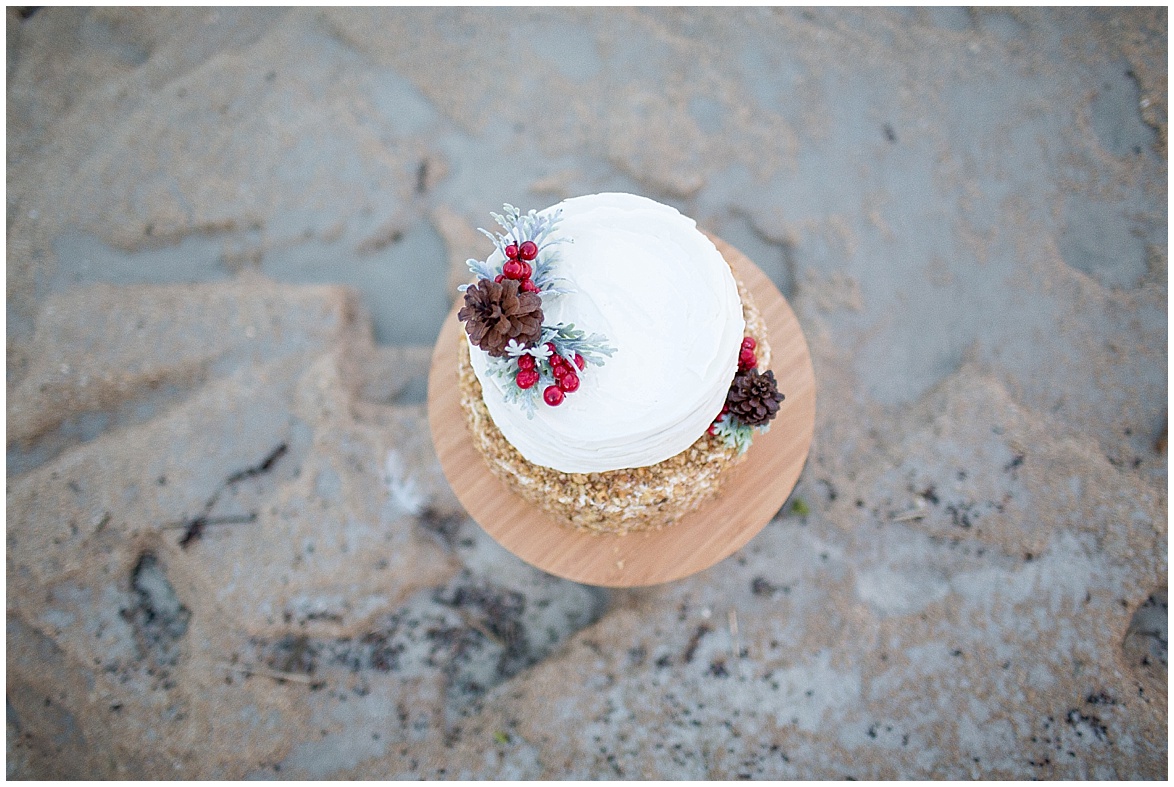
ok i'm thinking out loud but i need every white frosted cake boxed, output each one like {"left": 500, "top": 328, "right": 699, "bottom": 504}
{"left": 456, "top": 193, "right": 784, "bottom": 533}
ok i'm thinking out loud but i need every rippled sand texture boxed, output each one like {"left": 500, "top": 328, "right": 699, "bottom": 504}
{"left": 6, "top": 7, "right": 1166, "bottom": 779}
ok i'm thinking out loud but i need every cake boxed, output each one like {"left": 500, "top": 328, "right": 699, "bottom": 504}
{"left": 456, "top": 193, "right": 784, "bottom": 534}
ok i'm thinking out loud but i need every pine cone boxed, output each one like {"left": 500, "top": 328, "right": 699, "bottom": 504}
{"left": 458, "top": 278, "right": 544, "bottom": 357}
{"left": 725, "top": 368, "right": 784, "bottom": 427}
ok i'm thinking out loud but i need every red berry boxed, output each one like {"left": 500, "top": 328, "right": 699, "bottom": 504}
{"left": 739, "top": 347, "right": 757, "bottom": 369}
{"left": 742, "top": 336, "right": 757, "bottom": 351}
{"left": 558, "top": 372, "right": 580, "bottom": 392}
{"left": 521, "top": 279, "right": 541, "bottom": 293}
{"left": 721, "top": 403, "right": 730, "bottom": 415}
{"left": 504, "top": 243, "right": 520, "bottom": 260}
{"left": 707, "top": 424, "right": 717, "bottom": 436}
{"left": 517, "top": 355, "right": 535, "bottom": 371}
{"left": 551, "top": 361, "right": 568, "bottom": 379}
{"left": 494, "top": 274, "right": 505, "bottom": 283}
{"left": 543, "top": 385, "right": 564, "bottom": 406}
{"left": 503, "top": 259, "right": 524, "bottom": 280}
{"left": 519, "top": 240, "right": 538, "bottom": 260}
{"left": 516, "top": 369, "right": 539, "bottom": 389}
{"left": 518, "top": 260, "right": 533, "bottom": 280}
{"left": 574, "top": 353, "right": 586, "bottom": 370}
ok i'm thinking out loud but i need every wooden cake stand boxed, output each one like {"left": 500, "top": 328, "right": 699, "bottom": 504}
{"left": 427, "top": 236, "right": 816, "bottom": 587}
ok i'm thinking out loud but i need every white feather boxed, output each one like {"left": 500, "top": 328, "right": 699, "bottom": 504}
{"left": 385, "top": 450, "right": 426, "bottom": 516}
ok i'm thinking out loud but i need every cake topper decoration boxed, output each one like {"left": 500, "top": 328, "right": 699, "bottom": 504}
{"left": 459, "top": 204, "right": 615, "bottom": 417}
{"left": 708, "top": 336, "right": 785, "bottom": 453}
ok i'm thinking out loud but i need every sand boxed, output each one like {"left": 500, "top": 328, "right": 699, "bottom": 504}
{"left": 6, "top": 7, "right": 1166, "bottom": 778}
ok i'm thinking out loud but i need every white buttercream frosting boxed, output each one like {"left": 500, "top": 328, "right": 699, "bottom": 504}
{"left": 466, "top": 193, "right": 745, "bottom": 473}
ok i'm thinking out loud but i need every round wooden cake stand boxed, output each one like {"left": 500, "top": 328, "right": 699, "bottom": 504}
{"left": 427, "top": 235, "right": 816, "bottom": 588}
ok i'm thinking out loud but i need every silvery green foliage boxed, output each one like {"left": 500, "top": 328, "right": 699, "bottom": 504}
{"left": 504, "top": 338, "right": 551, "bottom": 360}
{"left": 485, "top": 354, "right": 543, "bottom": 418}
{"left": 712, "top": 413, "right": 764, "bottom": 454}
{"left": 539, "top": 323, "right": 616, "bottom": 368}
{"left": 460, "top": 204, "right": 574, "bottom": 294}
{"left": 461, "top": 255, "right": 498, "bottom": 288}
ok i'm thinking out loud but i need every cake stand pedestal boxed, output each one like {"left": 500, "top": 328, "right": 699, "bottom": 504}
{"left": 427, "top": 235, "right": 816, "bottom": 588}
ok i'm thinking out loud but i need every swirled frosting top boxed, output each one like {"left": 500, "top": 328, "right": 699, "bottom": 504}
{"left": 467, "top": 193, "right": 744, "bottom": 473}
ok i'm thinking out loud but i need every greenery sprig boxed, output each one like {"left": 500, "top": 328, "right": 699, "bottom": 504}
{"left": 711, "top": 413, "right": 766, "bottom": 454}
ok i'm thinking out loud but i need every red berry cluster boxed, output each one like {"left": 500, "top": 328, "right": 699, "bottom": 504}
{"left": 494, "top": 240, "right": 541, "bottom": 293}
{"left": 514, "top": 343, "right": 587, "bottom": 407}
{"left": 738, "top": 335, "right": 758, "bottom": 371}
{"left": 708, "top": 336, "right": 759, "bottom": 435}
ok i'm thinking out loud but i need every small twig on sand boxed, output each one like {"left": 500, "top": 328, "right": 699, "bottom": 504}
{"left": 218, "top": 661, "right": 319, "bottom": 685}
{"left": 176, "top": 443, "right": 287, "bottom": 548}
{"left": 163, "top": 514, "right": 257, "bottom": 530}
{"left": 729, "top": 609, "right": 748, "bottom": 679}
{"left": 890, "top": 497, "right": 928, "bottom": 522}
{"left": 455, "top": 608, "right": 506, "bottom": 648}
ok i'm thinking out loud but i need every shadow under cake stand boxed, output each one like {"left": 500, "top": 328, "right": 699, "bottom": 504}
{"left": 428, "top": 236, "right": 816, "bottom": 588}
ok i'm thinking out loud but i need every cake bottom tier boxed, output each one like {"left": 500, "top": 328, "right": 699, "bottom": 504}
{"left": 457, "top": 274, "right": 770, "bottom": 535}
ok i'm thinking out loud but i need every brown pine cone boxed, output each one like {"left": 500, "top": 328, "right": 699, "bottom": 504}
{"left": 725, "top": 368, "right": 784, "bottom": 427}
{"left": 458, "top": 278, "right": 544, "bottom": 357}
